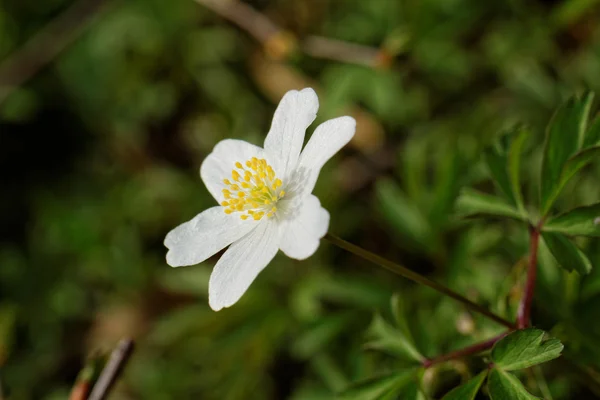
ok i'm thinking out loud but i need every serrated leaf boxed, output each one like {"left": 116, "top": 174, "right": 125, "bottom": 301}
{"left": 544, "top": 202, "right": 600, "bottom": 237}
{"left": 337, "top": 370, "right": 415, "bottom": 400}
{"left": 488, "top": 369, "right": 540, "bottom": 400}
{"left": 441, "top": 370, "right": 487, "bottom": 400}
{"left": 542, "top": 145, "right": 600, "bottom": 215}
{"left": 455, "top": 188, "right": 526, "bottom": 221}
{"left": 491, "top": 328, "right": 563, "bottom": 371}
{"left": 540, "top": 92, "right": 594, "bottom": 214}
{"left": 364, "top": 313, "right": 424, "bottom": 363}
{"left": 542, "top": 232, "right": 593, "bottom": 275}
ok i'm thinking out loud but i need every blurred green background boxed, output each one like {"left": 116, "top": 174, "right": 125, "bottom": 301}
{"left": 2, "top": 0, "right": 600, "bottom": 398}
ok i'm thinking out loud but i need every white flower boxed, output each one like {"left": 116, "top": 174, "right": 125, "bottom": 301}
{"left": 164, "top": 88, "right": 356, "bottom": 311}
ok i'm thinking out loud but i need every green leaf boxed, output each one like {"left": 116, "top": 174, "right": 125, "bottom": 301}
{"left": 542, "top": 145, "right": 600, "bottom": 215}
{"left": 376, "top": 179, "right": 433, "bottom": 252}
{"left": 542, "top": 232, "right": 593, "bottom": 275}
{"left": 508, "top": 127, "right": 528, "bottom": 214}
{"left": 483, "top": 133, "right": 516, "bottom": 205}
{"left": 544, "top": 202, "right": 600, "bottom": 237}
{"left": 455, "top": 188, "right": 526, "bottom": 221}
{"left": 483, "top": 127, "right": 528, "bottom": 212}
{"left": 441, "top": 370, "right": 487, "bottom": 400}
{"left": 488, "top": 369, "right": 540, "bottom": 400}
{"left": 396, "top": 380, "right": 426, "bottom": 400}
{"left": 337, "top": 370, "right": 415, "bottom": 400}
{"left": 364, "top": 313, "right": 424, "bottom": 363}
{"left": 583, "top": 114, "right": 600, "bottom": 147}
{"left": 540, "top": 92, "right": 594, "bottom": 214}
{"left": 390, "top": 293, "right": 415, "bottom": 343}
{"left": 491, "top": 328, "right": 564, "bottom": 371}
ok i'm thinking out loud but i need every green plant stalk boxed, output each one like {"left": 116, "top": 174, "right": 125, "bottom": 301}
{"left": 324, "top": 233, "right": 515, "bottom": 329}
{"left": 422, "top": 332, "right": 510, "bottom": 368}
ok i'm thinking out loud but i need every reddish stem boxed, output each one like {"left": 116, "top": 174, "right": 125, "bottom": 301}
{"left": 423, "top": 332, "right": 509, "bottom": 368}
{"left": 517, "top": 225, "right": 542, "bottom": 328}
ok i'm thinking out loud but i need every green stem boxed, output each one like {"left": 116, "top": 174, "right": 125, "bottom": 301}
{"left": 324, "top": 233, "right": 515, "bottom": 329}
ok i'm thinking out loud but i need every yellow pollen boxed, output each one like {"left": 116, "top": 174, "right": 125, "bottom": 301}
{"left": 221, "top": 157, "right": 286, "bottom": 220}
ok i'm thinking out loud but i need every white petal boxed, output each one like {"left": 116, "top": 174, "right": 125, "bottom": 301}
{"left": 164, "top": 207, "right": 257, "bottom": 267}
{"left": 264, "top": 88, "right": 319, "bottom": 181}
{"left": 200, "top": 139, "right": 267, "bottom": 203}
{"left": 279, "top": 195, "right": 329, "bottom": 260}
{"left": 208, "top": 219, "right": 280, "bottom": 311}
{"left": 290, "top": 116, "right": 356, "bottom": 199}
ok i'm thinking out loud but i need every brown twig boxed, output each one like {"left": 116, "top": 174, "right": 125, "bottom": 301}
{"left": 422, "top": 332, "right": 509, "bottom": 368}
{"left": 302, "top": 36, "right": 386, "bottom": 68}
{"left": 193, "top": 0, "right": 279, "bottom": 43}
{"left": 87, "top": 338, "right": 134, "bottom": 400}
{"left": 193, "top": 0, "right": 384, "bottom": 67}
{"left": 0, "top": 0, "right": 114, "bottom": 104}
{"left": 517, "top": 223, "right": 542, "bottom": 328}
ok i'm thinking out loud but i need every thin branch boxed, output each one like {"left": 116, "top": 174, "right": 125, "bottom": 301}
{"left": 302, "top": 36, "right": 386, "bottom": 68}
{"left": 422, "top": 332, "right": 509, "bottom": 368}
{"left": 0, "top": 0, "right": 114, "bottom": 104}
{"left": 325, "top": 233, "right": 515, "bottom": 329}
{"left": 87, "top": 338, "right": 135, "bottom": 400}
{"left": 517, "top": 223, "right": 542, "bottom": 328}
{"left": 193, "top": 0, "right": 383, "bottom": 67}
{"left": 193, "top": 0, "right": 279, "bottom": 43}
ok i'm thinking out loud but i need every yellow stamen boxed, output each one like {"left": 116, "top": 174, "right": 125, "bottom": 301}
{"left": 221, "top": 156, "right": 285, "bottom": 220}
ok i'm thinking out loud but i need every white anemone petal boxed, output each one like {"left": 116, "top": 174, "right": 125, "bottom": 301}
{"left": 279, "top": 195, "right": 329, "bottom": 260}
{"left": 208, "top": 219, "right": 280, "bottom": 311}
{"left": 264, "top": 88, "right": 319, "bottom": 181}
{"left": 164, "top": 207, "right": 257, "bottom": 267}
{"left": 290, "top": 116, "right": 355, "bottom": 199}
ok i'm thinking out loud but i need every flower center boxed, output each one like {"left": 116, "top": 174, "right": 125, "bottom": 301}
{"left": 221, "top": 157, "right": 285, "bottom": 220}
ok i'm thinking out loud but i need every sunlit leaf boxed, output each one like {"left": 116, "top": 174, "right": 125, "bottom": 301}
{"left": 491, "top": 328, "right": 563, "bottom": 371}
{"left": 544, "top": 202, "right": 600, "bottom": 237}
